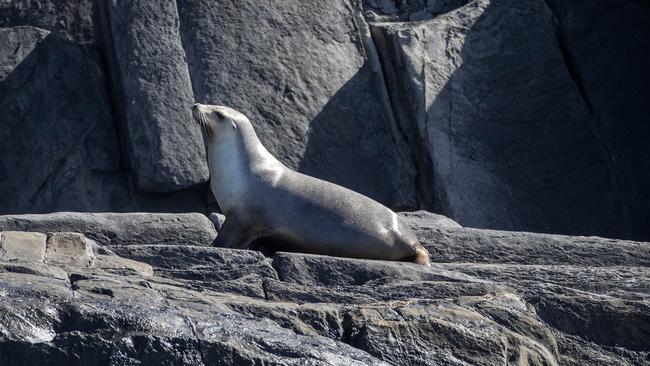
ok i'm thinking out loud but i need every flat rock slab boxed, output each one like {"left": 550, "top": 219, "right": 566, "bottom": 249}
{"left": 0, "top": 212, "right": 217, "bottom": 247}
{"left": 44, "top": 232, "right": 94, "bottom": 267}
{"left": 110, "top": 245, "right": 277, "bottom": 282}
{"left": 0, "top": 231, "right": 153, "bottom": 277}
{"left": 421, "top": 227, "right": 650, "bottom": 267}
{"left": 98, "top": 0, "right": 209, "bottom": 192}
{"left": 399, "top": 210, "right": 462, "bottom": 229}
{"left": 272, "top": 252, "right": 483, "bottom": 287}
{"left": 0, "top": 231, "right": 46, "bottom": 263}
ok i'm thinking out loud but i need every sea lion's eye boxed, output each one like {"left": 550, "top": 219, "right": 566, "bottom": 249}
{"left": 214, "top": 111, "right": 225, "bottom": 120}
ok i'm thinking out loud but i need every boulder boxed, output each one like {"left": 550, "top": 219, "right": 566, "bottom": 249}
{"left": 97, "top": 0, "right": 209, "bottom": 192}
{"left": 369, "top": 0, "right": 627, "bottom": 237}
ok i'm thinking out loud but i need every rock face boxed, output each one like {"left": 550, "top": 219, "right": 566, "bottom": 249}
{"left": 368, "top": 0, "right": 626, "bottom": 237}
{"left": 542, "top": 0, "right": 650, "bottom": 240}
{"left": 0, "top": 212, "right": 648, "bottom": 365}
{"left": 0, "top": 26, "right": 122, "bottom": 213}
{"left": 97, "top": 0, "right": 210, "bottom": 192}
{"left": 177, "top": 0, "right": 418, "bottom": 208}
{"left": 0, "top": 0, "right": 648, "bottom": 240}
{"left": 0, "top": 0, "right": 94, "bottom": 42}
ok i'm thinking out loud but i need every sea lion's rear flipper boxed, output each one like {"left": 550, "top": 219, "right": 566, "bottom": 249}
{"left": 412, "top": 247, "right": 431, "bottom": 267}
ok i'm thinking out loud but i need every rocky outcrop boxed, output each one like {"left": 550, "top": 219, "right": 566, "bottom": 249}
{"left": 0, "top": 212, "right": 648, "bottom": 365}
{"left": 0, "top": 1, "right": 648, "bottom": 240}
{"left": 368, "top": 0, "right": 626, "bottom": 238}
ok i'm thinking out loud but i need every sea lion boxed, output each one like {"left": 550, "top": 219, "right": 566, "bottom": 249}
{"left": 192, "top": 103, "right": 431, "bottom": 266}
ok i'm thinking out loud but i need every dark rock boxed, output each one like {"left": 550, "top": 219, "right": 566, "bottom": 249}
{"left": 272, "top": 251, "right": 481, "bottom": 287}
{"left": 177, "top": 0, "right": 419, "bottom": 209}
{"left": 343, "top": 294, "right": 558, "bottom": 365}
{"left": 363, "top": 0, "right": 470, "bottom": 22}
{"left": 419, "top": 227, "right": 650, "bottom": 266}
{"left": 0, "top": 27, "right": 120, "bottom": 213}
{"left": 110, "top": 245, "right": 277, "bottom": 282}
{"left": 2, "top": 220, "right": 648, "bottom": 365}
{"left": 555, "top": 331, "right": 646, "bottom": 366}
{"left": 0, "top": 0, "right": 94, "bottom": 43}
{"left": 370, "top": 0, "right": 627, "bottom": 238}
{"left": 0, "top": 212, "right": 217, "bottom": 247}
{"left": 439, "top": 263, "right": 650, "bottom": 299}
{"left": 400, "top": 210, "right": 462, "bottom": 229}
{"left": 543, "top": 0, "right": 650, "bottom": 241}
{"left": 97, "top": 0, "right": 209, "bottom": 192}
{"left": 263, "top": 277, "right": 503, "bottom": 305}
{"left": 0, "top": 231, "right": 391, "bottom": 365}
{"left": 529, "top": 284, "right": 650, "bottom": 352}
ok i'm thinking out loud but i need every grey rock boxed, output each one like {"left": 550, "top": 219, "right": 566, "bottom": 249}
{"left": 419, "top": 227, "right": 650, "bottom": 266}
{"left": 263, "top": 277, "right": 503, "bottom": 305}
{"left": 439, "top": 263, "right": 650, "bottom": 299}
{"left": 110, "top": 245, "right": 277, "bottom": 282}
{"left": 370, "top": 0, "right": 627, "bottom": 238}
{"left": 343, "top": 295, "right": 559, "bottom": 365}
{"left": 0, "top": 0, "right": 95, "bottom": 42}
{"left": 0, "top": 232, "right": 390, "bottom": 365}
{"left": 399, "top": 210, "right": 462, "bottom": 229}
{"left": 97, "top": 0, "right": 209, "bottom": 192}
{"left": 272, "top": 251, "right": 481, "bottom": 287}
{"left": 0, "top": 26, "right": 212, "bottom": 214}
{"left": 177, "top": 0, "right": 418, "bottom": 209}
{"left": 0, "top": 26, "right": 121, "bottom": 213}
{"left": 1, "top": 217, "right": 649, "bottom": 365}
{"left": 0, "top": 212, "right": 217, "bottom": 247}
{"left": 528, "top": 284, "right": 650, "bottom": 352}
{"left": 0, "top": 231, "right": 47, "bottom": 263}
{"left": 208, "top": 212, "right": 226, "bottom": 231}
{"left": 555, "top": 332, "right": 645, "bottom": 366}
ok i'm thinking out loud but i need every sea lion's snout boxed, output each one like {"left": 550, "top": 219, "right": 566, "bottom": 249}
{"left": 192, "top": 103, "right": 215, "bottom": 139}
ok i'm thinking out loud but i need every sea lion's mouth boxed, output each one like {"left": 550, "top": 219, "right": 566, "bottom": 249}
{"left": 192, "top": 104, "right": 215, "bottom": 139}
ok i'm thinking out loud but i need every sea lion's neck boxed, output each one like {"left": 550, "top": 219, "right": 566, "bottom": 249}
{"left": 207, "top": 122, "right": 283, "bottom": 213}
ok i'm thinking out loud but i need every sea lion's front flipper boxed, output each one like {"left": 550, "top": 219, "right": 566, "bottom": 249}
{"left": 212, "top": 214, "right": 252, "bottom": 249}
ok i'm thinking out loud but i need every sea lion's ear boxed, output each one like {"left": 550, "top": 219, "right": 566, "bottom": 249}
{"left": 231, "top": 121, "right": 238, "bottom": 130}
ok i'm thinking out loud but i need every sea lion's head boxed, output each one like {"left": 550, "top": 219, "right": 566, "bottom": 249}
{"left": 192, "top": 103, "right": 247, "bottom": 140}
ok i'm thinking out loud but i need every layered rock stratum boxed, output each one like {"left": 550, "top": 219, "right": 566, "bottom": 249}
{"left": 0, "top": 212, "right": 648, "bottom": 365}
